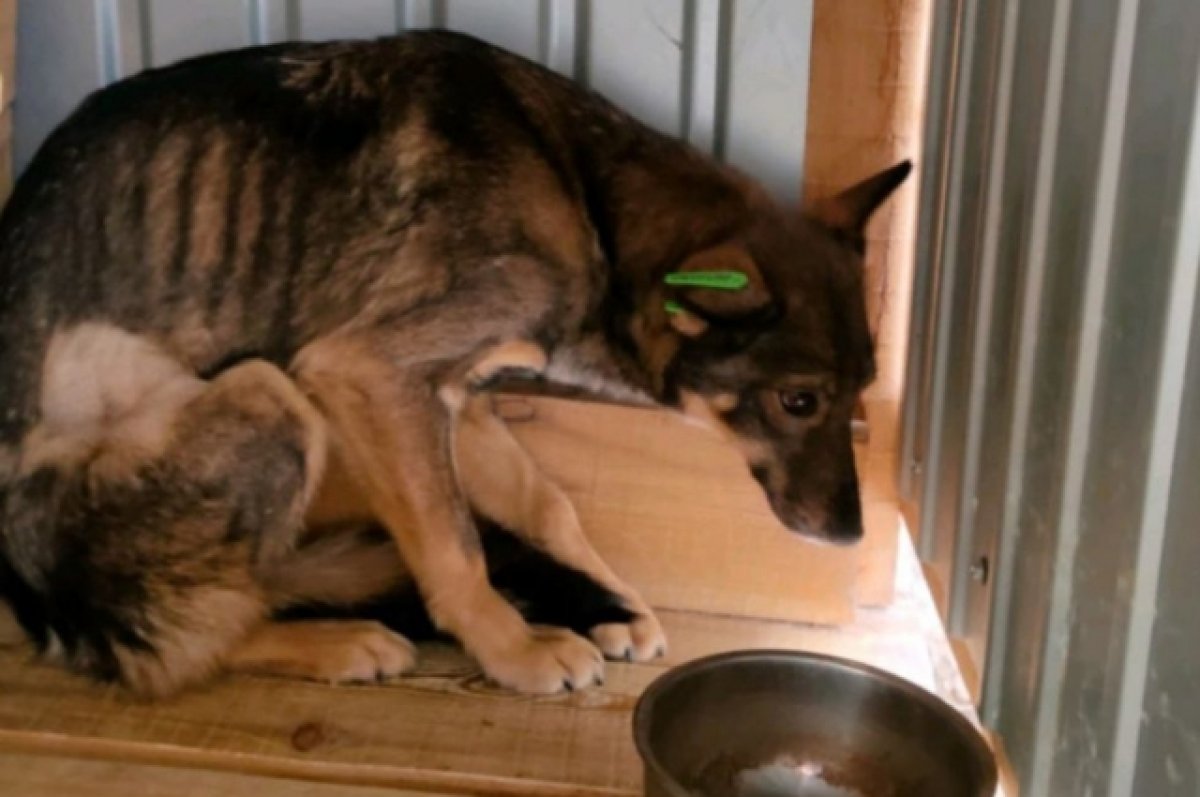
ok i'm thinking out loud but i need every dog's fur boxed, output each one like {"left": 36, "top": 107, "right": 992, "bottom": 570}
{"left": 0, "top": 31, "right": 909, "bottom": 696}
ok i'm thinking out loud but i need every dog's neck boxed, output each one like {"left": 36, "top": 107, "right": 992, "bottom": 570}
{"left": 572, "top": 127, "right": 761, "bottom": 404}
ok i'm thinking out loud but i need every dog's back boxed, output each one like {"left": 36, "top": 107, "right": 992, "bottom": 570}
{"left": 0, "top": 30, "right": 627, "bottom": 456}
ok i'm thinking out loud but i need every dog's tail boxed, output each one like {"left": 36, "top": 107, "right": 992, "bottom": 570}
{"left": 0, "top": 461, "right": 281, "bottom": 696}
{"left": 0, "top": 464, "right": 62, "bottom": 656}
{"left": 0, "top": 444, "right": 32, "bottom": 645}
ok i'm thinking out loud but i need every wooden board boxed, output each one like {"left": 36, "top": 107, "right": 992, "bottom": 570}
{"left": 803, "top": 0, "right": 926, "bottom": 406}
{"left": 0, "top": 752, "right": 451, "bottom": 797}
{"left": 505, "top": 396, "right": 857, "bottom": 624}
{"left": 855, "top": 443, "right": 902, "bottom": 606}
{"left": 802, "top": 0, "right": 932, "bottom": 603}
{"left": 0, "top": 0, "right": 12, "bottom": 206}
{"left": 0, "top": 0, "right": 13, "bottom": 109}
{"left": 858, "top": 499, "right": 901, "bottom": 606}
{"left": 0, "top": 608, "right": 941, "bottom": 796}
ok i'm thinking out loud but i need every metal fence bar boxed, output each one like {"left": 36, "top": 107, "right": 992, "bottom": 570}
{"left": 978, "top": 0, "right": 1071, "bottom": 729}
{"left": 899, "top": 0, "right": 962, "bottom": 506}
{"left": 914, "top": 0, "right": 981, "bottom": 561}
{"left": 945, "top": 0, "right": 1019, "bottom": 637}
{"left": 1109, "top": 72, "right": 1200, "bottom": 797}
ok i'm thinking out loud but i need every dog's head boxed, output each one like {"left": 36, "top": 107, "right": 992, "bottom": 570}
{"left": 661, "top": 162, "right": 911, "bottom": 545}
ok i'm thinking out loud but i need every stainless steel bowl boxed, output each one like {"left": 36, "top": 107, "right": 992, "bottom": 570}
{"left": 634, "top": 650, "right": 997, "bottom": 797}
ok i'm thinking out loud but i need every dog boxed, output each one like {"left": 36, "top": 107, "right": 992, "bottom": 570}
{"left": 0, "top": 30, "right": 910, "bottom": 697}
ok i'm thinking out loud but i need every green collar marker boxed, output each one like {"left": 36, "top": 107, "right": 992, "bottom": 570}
{"left": 664, "top": 299, "right": 685, "bottom": 314}
{"left": 663, "top": 270, "right": 750, "bottom": 291}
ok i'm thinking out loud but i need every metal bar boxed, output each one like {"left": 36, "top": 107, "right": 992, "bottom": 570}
{"left": 285, "top": 0, "right": 301, "bottom": 39}
{"left": 136, "top": 0, "right": 154, "bottom": 67}
{"left": 573, "top": 0, "right": 590, "bottom": 86}
{"left": 682, "top": 0, "right": 726, "bottom": 156}
{"left": 899, "top": 0, "right": 963, "bottom": 504}
{"left": 249, "top": 0, "right": 268, "bottom": 44}
{"left": 916, "top": 0, "right": 981, "bottom": 560}
{"left": 539, "top": 0, "right": 578, "bottom": 77}
{"left": 980, "top": 0, "right": 1073, "bottom": 728}
{"left": 1026, "top": 0, "right": 1140, "bottom": 790}
{"left": 96, "top": 0, "right": 117, "bottom": 84}
{"left": 255, "top": 0, "right": 290, "bottom": 42}
{"left": 948, "top": 0, "right": 1021, "bottom": 636}
{"left": 1106, "top": 39, "right": 1200, "bottom": 797}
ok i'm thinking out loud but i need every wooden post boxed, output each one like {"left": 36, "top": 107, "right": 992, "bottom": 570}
{"left": 0, "top": 0, "right": 15, "bottom": 203}
{"left": 804, "top": 0, "right": 931, "bottom": 605}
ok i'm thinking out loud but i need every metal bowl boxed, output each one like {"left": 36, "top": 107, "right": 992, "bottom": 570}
{"left": 634, "top": 650, "right": 997, "bottom": 797}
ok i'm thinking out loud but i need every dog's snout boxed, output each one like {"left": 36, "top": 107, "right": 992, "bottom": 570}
{"left": 756, "top": 472, "right": 864, "bottom": 545}
{"left": 827, "top": 479, "right": 864, "bottom": 545}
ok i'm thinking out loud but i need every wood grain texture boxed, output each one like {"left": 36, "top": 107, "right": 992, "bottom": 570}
{"left": 506, "top": 396, "right": 856, "bottom": 624}
{"left": 804, "top": 0, "right": 927, "bottom": 404}
{"left": 0, "top": 752, "right": 452, "bottom": 797}
{"left": 0, "top": 609, "right": 938, "bottom": 796}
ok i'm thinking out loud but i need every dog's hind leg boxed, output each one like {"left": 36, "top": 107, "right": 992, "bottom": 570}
{"left": 455, "top": 393, "right": 667, "bottom": 662}
{"left": 1, "top": 327, "right": 412, "bottom": 696}
{"left": 57, "top": 357, "right": 331, "bottom": 696}
{"left": 153, "top": 362, "right": 421, "bottom": 690}
{"left": 228, "top": 618, "right": 417, "bottom": 683}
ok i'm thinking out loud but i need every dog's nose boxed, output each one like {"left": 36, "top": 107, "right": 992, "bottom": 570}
{"left": 827, "top": 480, "right": 864, "bottom": 545}
{"left": 755, "top": 472, "right": 865, "bottom": 545}
{"left": 774, "top": 503, "right": 856, "bottom": 546}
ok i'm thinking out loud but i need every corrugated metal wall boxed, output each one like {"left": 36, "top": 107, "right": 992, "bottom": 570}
{"left": 15, "top": 0, "right": 812, "bottom": 203}
{"left": 903, "top": 0, "right": 1200, "bottom": 794}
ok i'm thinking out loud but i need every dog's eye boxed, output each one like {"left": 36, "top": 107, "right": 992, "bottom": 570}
{"left": 779, "top": 389, "right": 820, "bottom": 418}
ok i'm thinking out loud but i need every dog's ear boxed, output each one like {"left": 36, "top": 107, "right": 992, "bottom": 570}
{"left": 665, "top": 244, "right": 774, "bottom": 329}
{"left": 810, "top": 161, "right": 913, "bottom": 251}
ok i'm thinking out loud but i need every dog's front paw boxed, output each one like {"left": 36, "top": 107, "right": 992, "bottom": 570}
{"left": 590, "top": 608, "right": 667, "bottom": 662}
{"left": 479, "top": 627, "right": 605, "bottom": 694}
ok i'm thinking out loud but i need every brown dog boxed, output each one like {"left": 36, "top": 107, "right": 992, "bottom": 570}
{"left": 0, "top": 31, "right": 909, "bottom": 696}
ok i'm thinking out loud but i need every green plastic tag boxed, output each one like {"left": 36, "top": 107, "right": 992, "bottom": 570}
{"left": 663, "top": 270, "right": 750, "bottom": 291}
{"left": 664, "top": 299, "right": 685, "bottom": 314}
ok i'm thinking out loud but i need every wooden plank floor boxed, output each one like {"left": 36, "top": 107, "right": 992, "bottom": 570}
{"left": 0, "top": 597, "right": 954, "bottom": 797}
{"left": 2, "top": 753, "right": 448, "bottom": 797}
